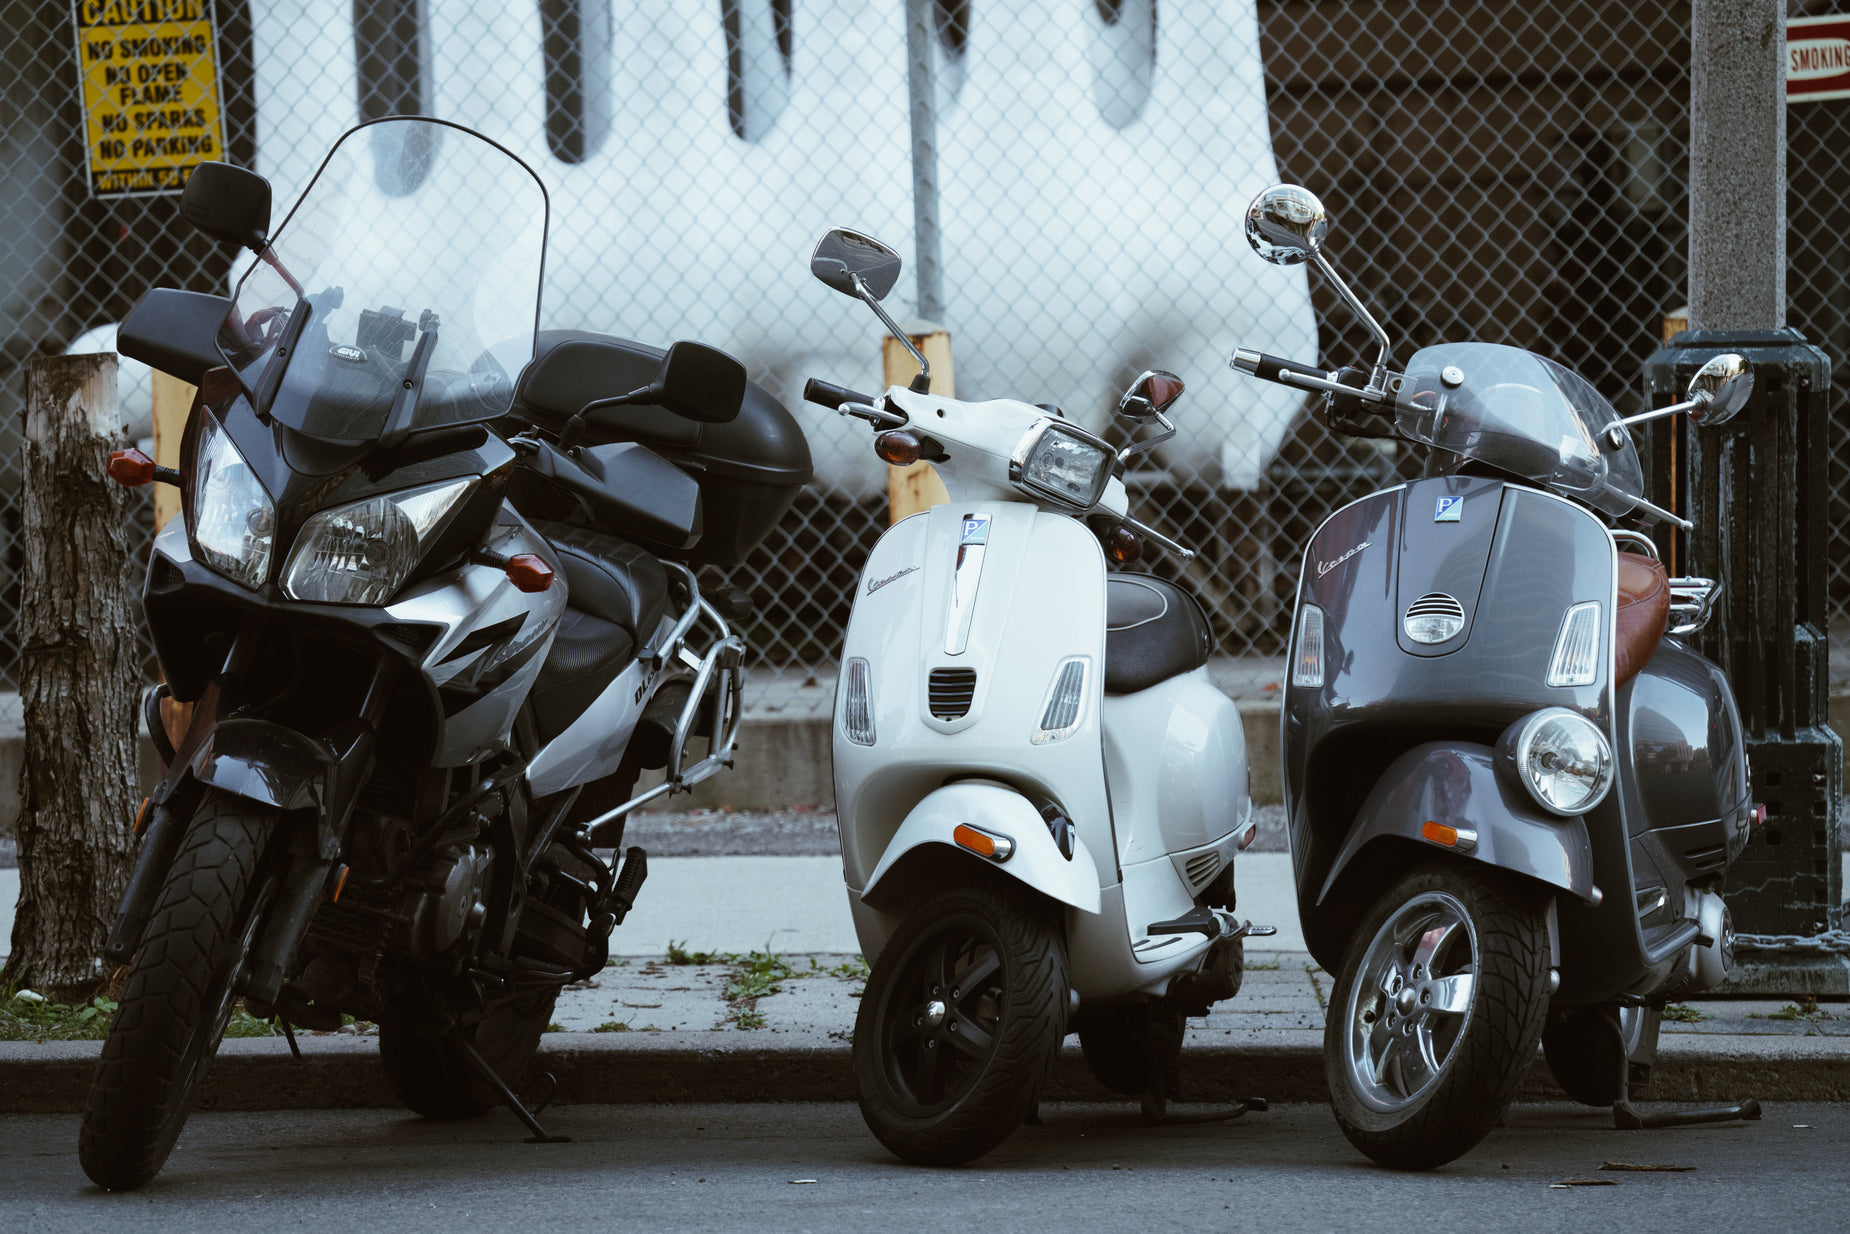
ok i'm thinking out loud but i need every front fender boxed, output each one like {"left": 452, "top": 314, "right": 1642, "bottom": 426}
{"left": 1317, "top": 742, "right": 1594, "bottom": 904}
{"left": 190, "top": 718, "right": 337, "bottom": 812}
{"left": 863, "top": 782, "right": 1102, "bottom": 914}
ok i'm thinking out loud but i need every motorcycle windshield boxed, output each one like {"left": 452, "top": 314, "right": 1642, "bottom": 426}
{"left": 220, "top": 119, "right": 547, "bottom": 443}
{"left": 1393, "top": 342, "right": 1645, "bottom": 518}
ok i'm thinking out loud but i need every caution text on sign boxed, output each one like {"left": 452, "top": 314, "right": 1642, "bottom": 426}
{"left": 71, "top": 0, "right": 228, "bottom": 198}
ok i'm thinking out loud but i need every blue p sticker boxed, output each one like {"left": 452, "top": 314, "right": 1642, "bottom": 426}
{"left": 1434, "top": 496, "right": 1463, "bottom": 523}
{"left": 960, "top": 515, "right": 991, "bottom": 545}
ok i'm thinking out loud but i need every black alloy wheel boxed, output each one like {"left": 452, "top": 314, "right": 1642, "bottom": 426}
{"left": 852, "top": 881, "right": 1065, "bottom": 1165}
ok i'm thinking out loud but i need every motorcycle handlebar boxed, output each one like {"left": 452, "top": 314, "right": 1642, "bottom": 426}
{"left": 803, "top": 378, "right": 877, "bottom": 411}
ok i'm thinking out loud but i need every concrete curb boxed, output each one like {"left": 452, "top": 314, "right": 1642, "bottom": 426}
{"left": 5, "top": 1030, "right": 1844, "bottom": 1115}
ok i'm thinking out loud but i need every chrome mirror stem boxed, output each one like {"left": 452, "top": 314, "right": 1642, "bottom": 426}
{"left": 1603, "top": 395, "right": 1705, "bottom": 447}
{"left": 853, "top": 272, "right": 931, "bottom": 391}
{"left": 1116, "top": 410, "right": 1177, "bottom": 468}
{"left": 1310, "top": 249, "right": 1391, "bottom": 392}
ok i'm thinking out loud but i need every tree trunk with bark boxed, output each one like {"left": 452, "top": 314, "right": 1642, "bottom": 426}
{"left": 6, "top": 353, "right": 141, "bottom": 998}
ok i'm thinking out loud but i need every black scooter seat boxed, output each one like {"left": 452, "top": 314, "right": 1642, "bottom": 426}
{"left": 527, "top": 523, "right": 671, "bottom": 741}
{"left": 1104, "top": 574, "right": 1214, "bottom": 695}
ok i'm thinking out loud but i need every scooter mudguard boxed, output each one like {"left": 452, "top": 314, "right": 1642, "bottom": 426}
{"left": 862, "top": 781, "right": 1102, "bottom": 914}
{"left": 1315, "top": 741, "right": 1595, "bottom": 905}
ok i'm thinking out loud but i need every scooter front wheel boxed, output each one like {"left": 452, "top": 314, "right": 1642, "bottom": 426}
{"left": 1326, "top": 862, "right": 1550, "bottom": 1170}
{"left": 852, "top": 881, "right": 1066, "bottom": 1165}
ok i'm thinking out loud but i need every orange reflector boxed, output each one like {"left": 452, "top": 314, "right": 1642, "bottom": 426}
{"left": 1421, "top": 820, "right": 1459, "bottom": 847}
{"left": 952, "top": 824, "right": 1013, "bottom": 862}
{"left": 874, "top": 430, "right": 923, "bottom": 466}
{"left": 330, "top": 864, "right": 350, "bottom": 903}
{"left": 1105, "top": 526, "right": 1142, "bottom": 564}
{"left": 506, "top": 553, "right": 554, "bottom": 593}
{"left": 108, "top": 448, "right": 157, "bottom": 487}
{"left": 133, "top": 797, "right": 152, "bottom": 836}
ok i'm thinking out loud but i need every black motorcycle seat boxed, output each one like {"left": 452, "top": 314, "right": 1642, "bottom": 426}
{"left": 526, "top": 522, "right": 671, "bottom": 742}
{"left": 536, "top": 521, "right": 671, "bottom": 641}
{"left": 1104, "top": 574, "right": 1214, "bottom": 695}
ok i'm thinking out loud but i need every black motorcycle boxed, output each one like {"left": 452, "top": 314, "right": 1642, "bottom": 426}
{"left": 1231, "top": 184, "right": 1761, "bottom": 1168}
{"left": 79, "top": 117, "right": 811, "bottom": 1189}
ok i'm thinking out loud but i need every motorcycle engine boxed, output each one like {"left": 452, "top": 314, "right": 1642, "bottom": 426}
{"left": 402, "top": 845, "right": 494, "bottom": 956}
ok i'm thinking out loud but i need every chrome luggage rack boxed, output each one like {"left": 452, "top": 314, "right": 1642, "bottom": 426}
{"left": 1608, "top": 530, "right": 1720, "bottom": 635}
{"left": 580, "top": 562, "right": 746, "bottom": 832}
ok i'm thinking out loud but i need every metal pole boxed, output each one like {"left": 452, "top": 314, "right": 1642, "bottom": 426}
{"left": 1688, "top": 0, "right": 1785, "bottom": 330}
{"left": 904, "top": 0, "right": 945, "bottom": 322}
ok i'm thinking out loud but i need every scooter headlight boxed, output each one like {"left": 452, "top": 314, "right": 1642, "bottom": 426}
{"left": 1010, "top": 419, "right": 1113, "bottom": 509}
{"left": 1499, "top": 707, "right": 1614, "bottom": 816}
{"left": 281, "top": 477, "right": 476, "bottom": 605}
{"left": 189, "top": 413, "right": 274, "bottom": 590}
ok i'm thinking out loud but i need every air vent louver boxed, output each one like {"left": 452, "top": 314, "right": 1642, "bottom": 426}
{"left": 928, "top": 667, "right": 978, "bottom": 719}
{"left": 1183, "top": 850, "right": 1223, "bottom": 890}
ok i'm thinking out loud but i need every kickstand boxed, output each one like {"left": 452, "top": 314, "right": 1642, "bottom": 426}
{"left": 1136, "top": 1012, "right": 1266, "bottom": 1127}
{"left": 278, "top": 1017, "right": 301, "bottom": 1061}
{"left": 447, "top": 1026, "right": 571, "bottom": 1144}
{"left": 1606, "top": 1007, "right": 1760, "bottom": 1130}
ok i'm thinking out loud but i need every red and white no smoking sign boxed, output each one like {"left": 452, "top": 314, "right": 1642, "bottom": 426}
{"left": 1790, "top": 14, "right": 1850, "bottom": 104}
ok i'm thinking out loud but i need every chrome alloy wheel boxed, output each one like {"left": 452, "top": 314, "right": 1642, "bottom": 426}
{"left": 1342, "top": 890, "right": 1479, "bottom": 1112}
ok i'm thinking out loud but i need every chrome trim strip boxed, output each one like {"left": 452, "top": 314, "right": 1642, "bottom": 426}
{"left": 944, "top": 512, "right": 991, "bottom": 656}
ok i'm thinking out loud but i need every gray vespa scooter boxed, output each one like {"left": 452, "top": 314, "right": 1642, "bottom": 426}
{"left": 1230, "top": 184, "right": 1764, "bottom": 1170}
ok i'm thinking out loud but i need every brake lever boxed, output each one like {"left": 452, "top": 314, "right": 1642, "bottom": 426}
{"left": 1119, "top": 514, "right": 1195, "bottom": 563}
{"left": 838, "top": 400, "right": 908, "bottom": 429}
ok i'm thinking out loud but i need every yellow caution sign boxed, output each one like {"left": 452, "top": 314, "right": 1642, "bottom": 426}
{"left": 71, "top": 1, "right": 228, "bottom": 199}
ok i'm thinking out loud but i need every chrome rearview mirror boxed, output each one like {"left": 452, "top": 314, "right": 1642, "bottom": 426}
{"left": 1686, "top": 353, "right": 1753, "bottom": 426}
{"left": 810, "top": 228, "right": 903, "bottom": 301}
{"left": 1606, "top": 351, "right": 1755, "bottom": 454}
{"left": 1115, "top": 370, "right": 1184, "bottom": 422}
{"left": 1244, "top": 184, "right": 1329, "bottom": 267}
{"left": 809, "top": 227, "right": 931, "bottom": 393}
{"left": 1114, "top": 370, "right": 1184, "bottom": 468}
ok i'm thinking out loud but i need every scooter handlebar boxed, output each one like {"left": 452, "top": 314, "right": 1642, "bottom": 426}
{"left": 803, "top": 378, "right": 877, "bottom": 411}
{"left": 1230, "top": 347, "right": 1331, "bottom": 386}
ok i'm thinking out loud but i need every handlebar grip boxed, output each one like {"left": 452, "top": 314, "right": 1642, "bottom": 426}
{"left": 804, "top": 378, "right": 877, "bottom": 411}
{"left": 1231, "top": 348, "right": 1330, "bottom": 386}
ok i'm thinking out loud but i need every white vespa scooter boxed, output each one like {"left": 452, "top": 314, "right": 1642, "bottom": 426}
{"left": 804, "top": 229, "right": 1273, "bottom": 1165}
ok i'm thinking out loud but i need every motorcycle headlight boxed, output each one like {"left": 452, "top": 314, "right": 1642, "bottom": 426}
{"left": 190, "top": 413, "right": 274, "bottom": 590}
{"left": 1499, "top": 707, "right": 1614, "bottom": 816}
{"left": 281, "top": 477, "right": 476, "bottom": 605}
{"left": 1010, "top": 419, "right": 1114, "bottom": 509}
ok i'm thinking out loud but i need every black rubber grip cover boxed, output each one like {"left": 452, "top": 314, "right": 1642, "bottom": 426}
{"left": 1249, "top": 352, "right": 1329, "bottom": 384}
{"left": 803, "top": 378, "right": 876, "bottom": 410}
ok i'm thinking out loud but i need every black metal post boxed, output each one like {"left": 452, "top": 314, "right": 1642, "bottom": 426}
{"left": 1641, "top": 329, "right": 1842, "bottom": 939}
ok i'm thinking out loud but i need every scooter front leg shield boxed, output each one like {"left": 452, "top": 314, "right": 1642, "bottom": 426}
{"left": 862, "top": 782, "right": 1102, "bottom": 914}
{"left": 1315, "top": 741, "right": 1596, "bottom": 904}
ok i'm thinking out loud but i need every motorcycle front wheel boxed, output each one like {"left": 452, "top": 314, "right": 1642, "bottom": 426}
{"left": 1325, "top": 862, "right": 1550, "bottom": 1171}
{"left": 79, "top": 792, "right": 276, "bottom": 1190}
{"left": 852, "top": 881, "right": 1066, "bottom": 1165}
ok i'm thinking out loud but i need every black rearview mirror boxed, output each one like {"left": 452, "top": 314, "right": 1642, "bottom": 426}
{"left": 180, "top": 162, "right": 273, "bottom": 253}
{"left": 810, "top": 229, "right": 903, "bottom": 301}
{"left": 1116, "top": 370, "right": 1186, "bottom": 422}
{"left": 653, "top": 341, "right": 747, "bottom": 424}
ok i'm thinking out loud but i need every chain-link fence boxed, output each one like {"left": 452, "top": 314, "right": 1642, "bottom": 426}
{"left": 5, "top": 1, "right": 1849, "bottom": 717}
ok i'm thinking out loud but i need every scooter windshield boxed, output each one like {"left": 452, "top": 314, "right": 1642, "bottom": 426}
{"left": 1393, "top": 342, "right": 1646, "bottom": 519}
{"left": 219, "top": 119, "right": 547, "bottom": 443}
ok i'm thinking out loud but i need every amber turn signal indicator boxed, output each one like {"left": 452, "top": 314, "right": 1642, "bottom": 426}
{"left": 133, "top": 796, "right": 152, "bottom": 836}
{"left": 1420, "top": 820, "right": 1459, "bottom": 847}
{"left": 506, "top": 553, "right": 554, "bottom": 593}
{"left": 874, "top": 429, "right": 924, "bottom": 467}
{"left": 953, "top": 823, "right": 1015, "bottom": 862}
{"left": 1105, "top": 526, "right": 1142, "bottom": 564}
{"left": 108, "top": 448, "right": 157, "bottom": 487}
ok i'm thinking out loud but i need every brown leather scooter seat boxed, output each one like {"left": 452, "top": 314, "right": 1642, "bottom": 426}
{"left": 1615, "top": 551, "right": 1669, "bottom": 686}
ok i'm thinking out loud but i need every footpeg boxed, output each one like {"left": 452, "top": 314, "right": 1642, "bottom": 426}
{"left": 608, "top": 845, "right": 648, "bottom": 927}
{"left": 1146, "top": 908, "right": 1277, "bottom": 941}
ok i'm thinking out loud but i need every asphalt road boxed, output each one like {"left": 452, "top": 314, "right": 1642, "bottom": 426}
{"left": 3, "top": 1102, "right": 1844, "bottom": 1231}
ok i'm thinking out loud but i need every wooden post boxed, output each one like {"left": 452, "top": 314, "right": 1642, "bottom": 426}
{"left": 5, "top": 354, "right": 142, "bottom": 997}
{"left": 882, "top": 327, "right": 954, "bottom": 523}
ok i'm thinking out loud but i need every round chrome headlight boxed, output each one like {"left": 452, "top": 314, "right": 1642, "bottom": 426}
{"left": 1503, "top": 707, "right": 1613, "bottom": 816}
